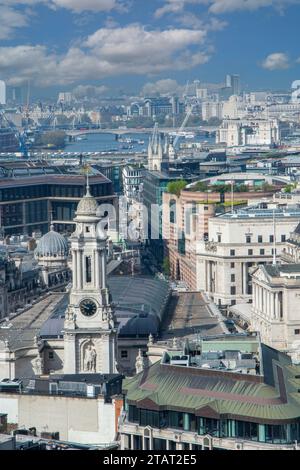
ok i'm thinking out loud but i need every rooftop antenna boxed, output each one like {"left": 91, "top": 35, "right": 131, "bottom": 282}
{"left": 273, "top": 209, "right": 277, "bottom": 265}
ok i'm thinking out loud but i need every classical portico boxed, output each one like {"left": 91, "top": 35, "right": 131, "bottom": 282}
{"left": 63, "top": 181, "right": 117, "bottom": 375}
{"left": 251, "top": 264, "right": 300, "bottom": 359}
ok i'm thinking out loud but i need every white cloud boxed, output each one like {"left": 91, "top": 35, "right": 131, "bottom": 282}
{"left": 0, "top": 25, "right": 211, "bottom": 87}
{"left": 1, "top": 0, "right": 128, "bottom": 12}
{"left": 0, "top": 6, "right": 28, "bottom": 39}
{"left": 208, "top": 0, "right": 300, "bottom": 14}
{"left": 156, "top": 0, "right": 300, "bottom": 16}
{"left": 261, "top": 52, "right": 290, "bottom": 70}
{"left": 141, "top": 79, "right": 184, "bottom": 96}
{"left": 72, "top": 84, "right": 109, "bottom": 97}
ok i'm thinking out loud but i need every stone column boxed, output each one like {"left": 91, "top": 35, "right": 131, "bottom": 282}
{"left": 102, "top": 249, "right": 107, "bottom": 289}
{"left": 275, "top": 292, "right": 279, "bottom": 319}
{"left": 243, "top": 263, "right": 248, "bottom": 295}
{"left": 77, "top": 250, "right": 82, "bottom": 289}
{"left": 95, "top": 250, "right": 100, "bottom": 289}
{"left": 73, "top": 250, "right": 78, "bottom": 289}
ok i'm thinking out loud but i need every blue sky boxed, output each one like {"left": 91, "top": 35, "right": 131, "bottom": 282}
{"left": 0, "top": 0, "right": 299, "bottom": 96}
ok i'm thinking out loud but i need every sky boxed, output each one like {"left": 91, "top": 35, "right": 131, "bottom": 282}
{"left": 0, "top": 0, "right": 300, "bottom": 97}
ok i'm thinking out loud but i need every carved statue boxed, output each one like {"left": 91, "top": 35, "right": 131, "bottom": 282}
{"left": 135, "top": 349, "right": 146, "bottom": 375}
{"left": 32, "top": 354, "right": 44, "bottom": 376}
{"left": 84, "top": 343, "right": 97, "bottom": 373}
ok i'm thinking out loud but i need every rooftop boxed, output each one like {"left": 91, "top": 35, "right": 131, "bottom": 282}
{"left": 0, "top": 293, "right": 66, "bottom": 352}
{"left": 219, "top": 206, "right": 300, "bottom": 220}
{"left": 123, "top": 344, "right": 300, "bottom": 424}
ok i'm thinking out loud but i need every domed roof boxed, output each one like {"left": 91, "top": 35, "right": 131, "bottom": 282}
{"left": 76, "top": 186, "right": 98, "bottom": 217}
{"left": 35, "top": 227, "right": 69, "bottom": 258}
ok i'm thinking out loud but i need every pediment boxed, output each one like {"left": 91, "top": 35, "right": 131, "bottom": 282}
{"left": 252, "top": 266, "right": 268, "bottom": 283}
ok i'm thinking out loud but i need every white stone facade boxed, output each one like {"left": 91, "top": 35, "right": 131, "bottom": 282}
{"left": 216, "top": 118, "right": 279, "bottom": 147}
{"left": 196, "top": 211, "right": 299, "bottom": 306}
{"left": 64, "top": 185, "right": 117, "bottom": 375}
{"left": 251, "top": 264, "right": 300, "bottom": 360}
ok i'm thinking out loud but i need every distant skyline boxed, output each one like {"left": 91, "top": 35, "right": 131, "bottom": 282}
{"left": 0, "top": 0, "right": 300, "bottom": 97}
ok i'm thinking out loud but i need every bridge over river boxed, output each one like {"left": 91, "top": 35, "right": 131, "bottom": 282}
{"left": 66, "top": 126, "right": 218, "bottom": 138}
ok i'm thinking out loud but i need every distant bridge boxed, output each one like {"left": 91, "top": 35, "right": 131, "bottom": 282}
{"left": 66, "top": 126, "right": 218, "bottom": 138}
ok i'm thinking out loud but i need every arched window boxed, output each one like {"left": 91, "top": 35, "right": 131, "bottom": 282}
{"left": 169, "top": 199, "right": 177, "bottom": 224}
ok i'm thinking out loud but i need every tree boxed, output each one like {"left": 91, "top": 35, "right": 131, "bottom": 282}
{"left": 167, "top": 180, "right": 188, "bottom": 197}
{"left": 194, "top": 181, "right": 209, "bottom": 192}
{"left": 162, "top": 257, "right": 170, "bottom": 277}
{"left": 35, "top": 131, "right": 66, "bottom": 149}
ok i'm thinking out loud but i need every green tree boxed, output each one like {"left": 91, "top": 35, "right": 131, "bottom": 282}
{"left": 194, "top": 181, "right": 209, "bottom": 192}
{"left": 35, "top": 131, "right": 66, "bottom": 149}
{"left": 162, "top": 257, "right": 170, "bottom": 277}
{"left": 167, "top": 180, "right": 188, "bottom": 197}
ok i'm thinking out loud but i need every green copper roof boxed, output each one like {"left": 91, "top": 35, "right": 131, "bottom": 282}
{"left": 123, "top": 346, "right": 300, "bottom": 424}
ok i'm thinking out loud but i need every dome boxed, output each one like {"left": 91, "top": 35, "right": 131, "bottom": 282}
{"left": 35, "top": 227, "right": 69, "bottom": 258}
{"left": 76, "top": 187, "right": 98, "bottom": 217}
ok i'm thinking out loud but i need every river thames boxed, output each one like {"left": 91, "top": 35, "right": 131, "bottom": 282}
{"left": 64, "top": 131, "right": 215, "bottom": 154}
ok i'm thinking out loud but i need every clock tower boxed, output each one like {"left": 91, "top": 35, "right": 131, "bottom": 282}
{"left": 63, "top": 181, "right": 117, "bottom": 375}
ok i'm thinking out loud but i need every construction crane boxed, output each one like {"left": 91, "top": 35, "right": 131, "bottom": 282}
{"left": 173, "top": 105, "right": 194, "bottom": 148}
{"left": 0, "top": 110, "right": 29, "bottom": 158}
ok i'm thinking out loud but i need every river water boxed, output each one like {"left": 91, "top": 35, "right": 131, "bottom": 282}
{"left": 64, "top": 131, "right": 215, "bottom": 154}
{"left": 65, "top": 132, "right": 151, "bottom": 154}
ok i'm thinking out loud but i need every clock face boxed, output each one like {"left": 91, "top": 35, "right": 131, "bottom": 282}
{"left": 79, "top": 299, "right": 97, "bottom": 317}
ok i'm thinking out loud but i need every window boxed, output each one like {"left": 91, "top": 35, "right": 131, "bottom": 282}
{"left": 231, "top": 274, "right": 235, "bottom": 282}
{"left": 236, "top": 421, "right": 258, "bottom": 442}
{"left": 260, "top": 249, "right": 265, "bottom": 255}
{"left": 128, "top": 406, "right": 139, "bottom": 423}
{"left": 85, "top": 256, "right": 92, "bottom": 283}
{"left": 258, "top": 235, "right": 263, "bottom": 243}
{"left": 246, "top": 236, "right": 251, "bottom": 244}
{"left": 231, "top": 286, "right": 236, "bottom": 295}
{"left": 230, "top": 250, "right": 235, "bottom": 256}
{"left": 270, "top": 235, "right": 274, "bottom": 243}
{"left": 281, "top": 235, "right": 286, "bottom": 242}
{"left": 248, "top": 249, "right": 253, "bottom": 256}
{"left": 49, "top": 352, "right": 54, "bottom": 360}
{"left": 218, "top": 234, "right": 222, "bottom": 243}
{"left": 140, "top": 409, "right": 160, "bottom": 428}
{"left": 231, "top": 263, "right": 235, "bottom": 269}
{"left": 295, "top": 330, "right": 300, "bottom": 335}
{"left": 86, "top": 226, "right": 90, "bottom": 233}
{"left": 169, "top": 411, "right": 184, "bottom": 429}
{"left": 169, "top": 200, "right": 177, "bottom": 224}
{"left": 121, "top": 350, "right": 128, "bottom": 359}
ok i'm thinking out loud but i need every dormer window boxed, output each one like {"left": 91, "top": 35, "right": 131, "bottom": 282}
{"left": 86, "top": 227, "right": 90, "bottom": 233}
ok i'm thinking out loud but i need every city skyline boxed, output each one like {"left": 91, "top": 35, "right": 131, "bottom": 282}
{"left": 0, "top": 1, "right": 300, "bottom": 97}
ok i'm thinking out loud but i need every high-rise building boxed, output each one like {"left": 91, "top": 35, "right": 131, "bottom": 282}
{"left": 226, "top": 74, "right": 241, "bottom": 96}
{"left": 0, "top": 81, "right": 6, "bottom": 106}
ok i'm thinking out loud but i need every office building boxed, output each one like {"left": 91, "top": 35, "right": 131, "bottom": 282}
{"left": 216, "top": 118, "right": 280, "bottom": 147}
{"left": 0, "top": 81, "right": 6, "bottom": 106}
{"left": 226, "top": 74, "right": 241, "bottom": 96}
{"left": 120, "top": 336, "right": 300, "bottom": 450}
{"left": 0, "top": 162, "right": 116, "bottom": 236}
{"left": 196, "top": 205, "right": 300, "bottom": 307}
{"left": 251, "top": 263, "right": 300, "bottom": 361}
